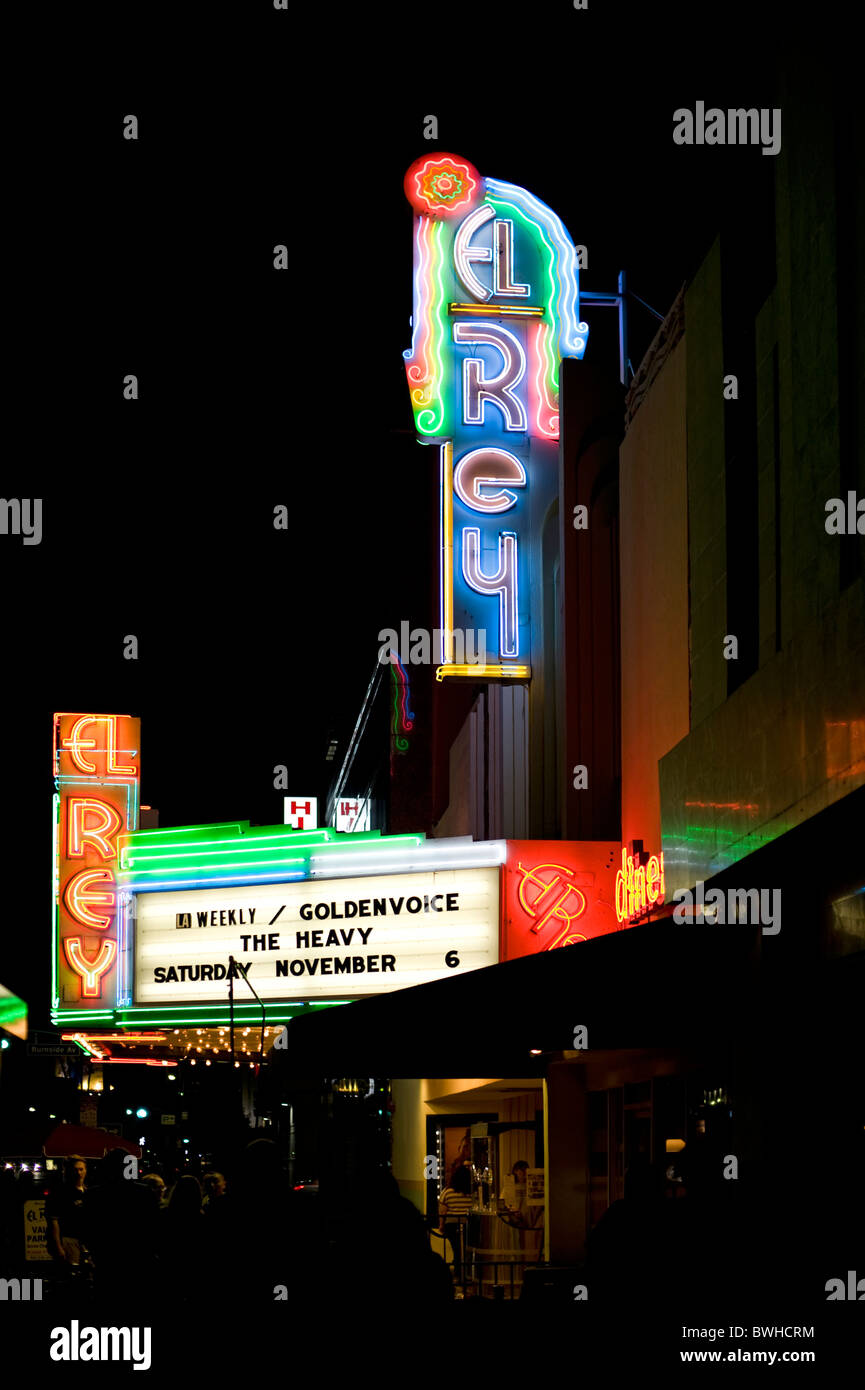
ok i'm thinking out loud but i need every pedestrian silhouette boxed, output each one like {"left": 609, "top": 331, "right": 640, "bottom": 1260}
{"left": 330, "top": 1166, "right": 453, "bottom": 1311}
{"left": 160, "top": 1174, "right": 207, "bottom": 1297}
{"left": 83, "top": 1148, "right": 157, "bottom": 1306}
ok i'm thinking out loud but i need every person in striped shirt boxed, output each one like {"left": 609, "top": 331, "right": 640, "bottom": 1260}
{"left": 439, "top": 1164, "right": 473, "bottom": 1277}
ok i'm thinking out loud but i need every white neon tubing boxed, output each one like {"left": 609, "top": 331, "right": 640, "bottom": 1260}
{"left": 453, "top": 203, "right": 495, "bottom": 301}
{"left": 454, "top": 322, "right": 527, "bottom": 432}
{"left": 453, "top": 447, "right": 526, "bottom": 513}
{"left": 486, "top": 178, "right": 589, "bottom": 356}
{"left": 461, "top": 528, "right": 519, "bottom": 659}
{"left": 494, "top": 219, "right": 530, "bottom": 297}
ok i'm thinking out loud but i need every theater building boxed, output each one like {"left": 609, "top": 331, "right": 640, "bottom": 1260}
{"left": 47, "top": 68, "right": 863, "bottom": 1299}
{"left": 280, "top": 74, "right": 863, "bottom": 1301}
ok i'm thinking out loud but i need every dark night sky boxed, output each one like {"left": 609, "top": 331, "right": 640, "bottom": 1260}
{"left": 2, "top": 3, "right": 848, "bottom": 1015}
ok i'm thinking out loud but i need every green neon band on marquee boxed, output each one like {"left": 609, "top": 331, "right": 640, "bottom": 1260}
{"left": 116, "top": 822, "right": 428, "bottom": 890}
{"left": 0, "top": 993, "right": 28, "bottom": 1028}
{"left": 51, "top": 1002, "right": 348, "bottom": 1030}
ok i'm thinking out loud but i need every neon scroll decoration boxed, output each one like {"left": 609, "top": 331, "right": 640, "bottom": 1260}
{"left": 390, "top": 652, "right": 415, "bottom": 772}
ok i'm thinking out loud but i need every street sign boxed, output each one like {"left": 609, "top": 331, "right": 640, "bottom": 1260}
{"left": 23, "top": 1198, "right": 51, "bottom": 1262}
{"left": 284, "top": 797, "right": 317, "bottom": 829}
{"left": 27, "top": 1031, "right": 82, "bottom": 1058}
{"left": 335, "top": 798, "right": 370, "bottom": 832}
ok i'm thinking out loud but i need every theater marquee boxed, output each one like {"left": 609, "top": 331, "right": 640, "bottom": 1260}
{"left": 133, "top": 868, "right": 499, "bottom": 1003}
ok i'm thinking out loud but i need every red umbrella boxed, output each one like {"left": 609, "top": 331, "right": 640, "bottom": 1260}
{"left": 42, "top": 1123, "right": 141, "bottom": 1160}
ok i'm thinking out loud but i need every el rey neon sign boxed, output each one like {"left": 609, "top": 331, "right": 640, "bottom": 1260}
{"left": 403, "top": 153, "right": 588, "bottom": 681}
{"left": 53, "top": 715, "right": 140, "bottom": 1008}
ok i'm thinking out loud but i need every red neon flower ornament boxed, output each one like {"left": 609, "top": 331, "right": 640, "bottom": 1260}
{"left": 404, "top": 153, "right": 481, "bottom": 216}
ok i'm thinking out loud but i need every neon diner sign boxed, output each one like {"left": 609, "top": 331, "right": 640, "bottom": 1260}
{"left": 614, "top": 846, "right": 666, "bottom": 923}
{"left": 403, "top": 152, "right": 588, "bottom": 680}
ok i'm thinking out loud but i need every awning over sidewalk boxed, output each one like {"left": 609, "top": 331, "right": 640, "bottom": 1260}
{"left": 42, "top": 1123, "right": 141, "bottom": 1161}
{"left": 268, "top": 925, "right": 775, "bottom": 1076}
{"left": 272, "top": 923, "right": 863, "bottom": 1078}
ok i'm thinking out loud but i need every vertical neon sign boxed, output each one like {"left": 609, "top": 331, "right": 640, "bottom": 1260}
{"left": 53, "top": 714, "right": 140, "bottom": 1013}
{"left": 404, "top": 153, "right": 588, "bottom": 680}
